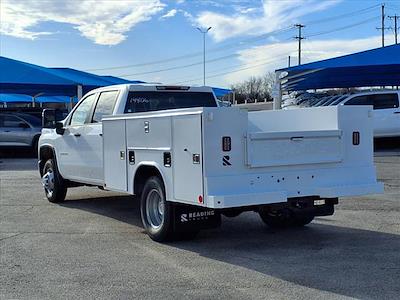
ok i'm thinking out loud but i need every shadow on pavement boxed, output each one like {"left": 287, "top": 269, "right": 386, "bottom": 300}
{"left": 60, "top": 194, "right": 143, "bottom": 228}
{"left": 60, "top": 194, "right": 400, "bottom": 299}
{"left": 0, "top": 147, "right": 36, "bottom": 159}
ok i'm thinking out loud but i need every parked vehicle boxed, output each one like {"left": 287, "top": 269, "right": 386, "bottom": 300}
{"left": 284, "top": 90, "right": 400, "bottom": 138}
{"left": 335, "top": 91, "right": 400, "bottom": 138}
{"left": 39, "top": 84, "right": 383, "bottom": 242}
{"left": 0, "top": 112, "right": 42, "bottom": 153}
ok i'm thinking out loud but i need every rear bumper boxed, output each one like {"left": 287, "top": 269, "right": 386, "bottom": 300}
{"left": 206, "top": 182, "right": 384, "bottom": 209}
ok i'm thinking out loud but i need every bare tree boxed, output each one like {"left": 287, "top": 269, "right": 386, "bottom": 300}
{"left": 230, "top": 72, "right": 275, "bottom": 104}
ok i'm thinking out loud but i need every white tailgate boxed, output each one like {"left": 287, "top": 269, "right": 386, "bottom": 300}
{"left": 246, "top": 130, "right": 343, "bottom": 168}
{"left": 103, "top": 119, "right": 127, "bottom": 191}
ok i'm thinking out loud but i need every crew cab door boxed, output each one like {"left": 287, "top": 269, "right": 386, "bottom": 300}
{"left": 84, "top": 90, "right": 119, "bottom": 182}
{"left": 57, "top": 93, "right": 97, "bottom": 182}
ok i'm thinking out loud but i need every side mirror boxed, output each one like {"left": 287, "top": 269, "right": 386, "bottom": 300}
{"left": 42, "top": 109, "right": 56, "bottom": 128}
{"left": 18, "top": 122, "right": 30, "bottom": 129}
{"left": 55, "top": 121, "right": 65, "bottom": 135}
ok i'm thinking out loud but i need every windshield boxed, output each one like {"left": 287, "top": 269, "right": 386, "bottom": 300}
{"left": 124, "top": 91, "right": 217, "bottom": 113}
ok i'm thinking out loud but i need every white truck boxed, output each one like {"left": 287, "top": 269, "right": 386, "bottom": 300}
{"left": 39, "top": 84, "right": 383, "bottom": 241}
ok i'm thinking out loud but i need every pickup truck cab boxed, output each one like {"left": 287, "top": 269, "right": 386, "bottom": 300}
{"left": 39, "top": 84, "right": 383, "bottom": 241}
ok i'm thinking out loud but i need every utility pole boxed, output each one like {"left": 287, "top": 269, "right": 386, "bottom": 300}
{"left": 197, "top": 26, "right": 212, "bottom": 86}
{"left": 377, "top": 4, "right": 390, "bottom": 47}
{"left": 388, "top": 14, "right": 400, "bottom": 44}
{"left": 294, "top": 24, "right": 305, "bottom": 65}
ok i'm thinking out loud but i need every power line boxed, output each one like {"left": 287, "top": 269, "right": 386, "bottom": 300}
{"left": 85, "top": 26, "right": 294, "bottom": 72}
{"left": 307, "top": 3, "right": 380, "bottom": 25}
{"left": 119, "top": 37, "right": 293, "bottom": 78}
{"left": 171, "top": 55, "right": 290, "bottom": 85}
{"left": 307, "top": 16, "right": 379, "bottom": 38}
{"left": 83, "top": 3, "right": 385, "bottom": 74}
{"left": 117, "top": 53, "right": 238, "bottom": 77}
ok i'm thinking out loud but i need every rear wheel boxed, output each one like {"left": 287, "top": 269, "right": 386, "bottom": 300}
{"left": 140, "top": 176, "right": 174, "bottom": 242}
{"left": 42, "top": 159, "right": 67, "bottom": 203}
{"left": 259, "top": 208, "right": 314, "bottom": 228}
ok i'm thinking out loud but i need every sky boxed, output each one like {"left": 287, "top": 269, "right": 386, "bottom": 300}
{"left": 1, "top": 0, "right": 400, "bottom": 88}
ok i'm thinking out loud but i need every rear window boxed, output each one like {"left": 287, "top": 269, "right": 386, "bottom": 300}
{"left": 344, "top": 93, "right": 399, "bottom": 109}
{"left": 124, "top": 91, "right": 217, "bottom": 113}
{"left": 371, "top": 94, "right": 399, "bottom": 109}
{"left": 344, "top": 95, "right": 372, "bottom": 106}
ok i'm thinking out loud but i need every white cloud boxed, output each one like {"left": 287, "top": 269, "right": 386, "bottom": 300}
{"left": 0, "top": 0, "right": 165, "bottom": 45}
{"left": 223, "top": 36, "right": 384, "bottom": 84}
{"left": 196, "top": 0, "right": 341, "bottom": 42}
{"left": 160, "top": 9, "right": 178, "bottom": 20}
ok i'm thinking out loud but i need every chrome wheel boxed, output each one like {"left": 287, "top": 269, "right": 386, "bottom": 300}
{"left": 145, "top": 189, "right": 164, "bottom": 229}
{"left": 42, "top": 168, "right": 55, "bottom": 198}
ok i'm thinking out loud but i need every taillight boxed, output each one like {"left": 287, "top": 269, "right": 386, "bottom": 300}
{"left": 352, "top": 131, "right": 360, "bottom": 145}
{"left": 222, "top": 136, "right": 231, "bottom": 151}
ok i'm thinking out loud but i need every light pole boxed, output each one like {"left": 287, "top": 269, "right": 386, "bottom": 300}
{"left": 197, "top": 26, "right": 211, "bottom": 86}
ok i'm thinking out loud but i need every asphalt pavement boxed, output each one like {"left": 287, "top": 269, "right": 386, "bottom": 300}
{"left": 0, "top": 145, "right": 399, "bottom": 299}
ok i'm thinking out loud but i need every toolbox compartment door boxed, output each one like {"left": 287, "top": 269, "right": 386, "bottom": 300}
{"left": 103, "top": 119, "right": 128, "bottom": 191}
{"left": 246, "top": 129, "right": 343, "bottom": 168}
{"left": 172, "top": 114, "right": 204, "bottom": 204}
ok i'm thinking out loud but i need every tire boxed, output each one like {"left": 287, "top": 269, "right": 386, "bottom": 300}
{"left": 292, "top": 213, "right": 314, "bottom": 227}
{"left": 32, "top": 137, "right": 39, "bottom": 157}
{"left": 140, "top": 176, "right": 174, "bottom": 242}
{"left": 258, "top": 208, "right": 314, "bottom": 228}
{"left": 42, "top": 159, "right": 67, "bottom": 203}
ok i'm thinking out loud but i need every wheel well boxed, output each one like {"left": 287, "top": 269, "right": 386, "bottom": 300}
{"left": 32, "top": 134, "right": 40, "bottom": 147}
{"left": 134, "top": 165, "right": 163, "bottom": 197}
{"left": 39, "top": 146, "right": 54, "bottom": 176}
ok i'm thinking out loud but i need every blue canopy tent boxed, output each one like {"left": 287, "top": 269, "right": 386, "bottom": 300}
{"left": 0, "top": 56, "right": 144, "bottom": 107}
{"left": 0, "top": 93, "right": 76, "bottom": 105}
{"left": 0, "top": 56, "right": 79, "bottom": 97}
{"left": 212, "top": 87, "right": 232, "bottom": 98}
{"left": 276, "top": 44, "right": 400, "bottom": 97}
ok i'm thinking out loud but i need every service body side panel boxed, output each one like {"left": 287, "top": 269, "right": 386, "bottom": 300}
{"left": 103, "top": 119, "right": 127, "bottom": 191}
{"left": 172, "top": 114, "right": 204, "bottom": 204}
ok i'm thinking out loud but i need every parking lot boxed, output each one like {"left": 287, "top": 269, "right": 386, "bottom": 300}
{"left": 1, "top": 142, "right": 399, "bottom": 300}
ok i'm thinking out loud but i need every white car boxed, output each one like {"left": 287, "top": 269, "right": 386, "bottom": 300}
{"left": 334, "top": 91, "right": 400, "bottom": 138}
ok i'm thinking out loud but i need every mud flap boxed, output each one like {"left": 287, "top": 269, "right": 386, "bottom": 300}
{"left": 172, "top": 203, "right": 221, "bottom": 233}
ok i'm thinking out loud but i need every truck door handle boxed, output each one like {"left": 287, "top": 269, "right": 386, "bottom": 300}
{"left": 291, "top": 136, "right": 304, "bottom": 141}
{"left": 394, "top": 111, "right": 400, "bottom": 114}
{"left": 74, "top": 133, "right": 81, "bottom": 137}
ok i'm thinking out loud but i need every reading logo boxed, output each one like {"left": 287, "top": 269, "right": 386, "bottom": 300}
{"left": 180, "top": 210, "right": 215, "bottom": 222}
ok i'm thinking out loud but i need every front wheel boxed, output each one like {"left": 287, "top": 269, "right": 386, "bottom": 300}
{"left": 42, "top": 159, "right": 67, "bottom": 203}
{"left": 140, "top": 176, "right": 174, "bottom": 242}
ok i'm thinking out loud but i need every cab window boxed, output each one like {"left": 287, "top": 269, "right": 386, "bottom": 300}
{"left": 124, "top": 91, "right": 217, "bottom": 113}
{"left": 344, "top": 95, "right": 372, "bottom": 106}
{"left": 70, "top": 94, "right": 97, "bottom": 126}
{"left": 344, "top": 93, "right": 399, "bottom": 110}
{"left": 371, "top": 94, "right": 399, "bottom": 109}
{"left": 92, "top": 91, "right": 119, "bottom": 123}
